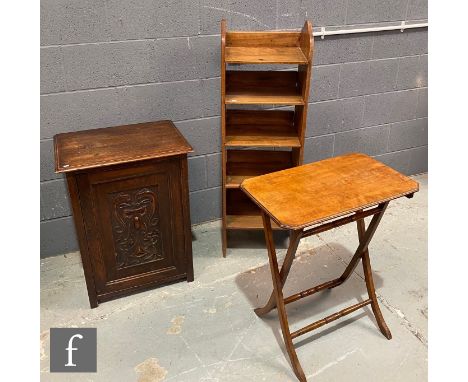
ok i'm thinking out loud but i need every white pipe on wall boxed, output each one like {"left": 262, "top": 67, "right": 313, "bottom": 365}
{"left": 313, "top": 21, "right": 428, "bottom": 39}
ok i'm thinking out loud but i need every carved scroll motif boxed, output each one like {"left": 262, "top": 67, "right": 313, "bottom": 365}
{"left": 110, "top": 187, "right": 163, "bottom": 269}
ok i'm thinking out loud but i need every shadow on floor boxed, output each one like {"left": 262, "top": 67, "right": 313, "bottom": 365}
{"left": 234, "top": 242, "right": 389, "bottom": 359}
{"left": 192, "top": 226, "right": 290, "bottom": 250}
{"left": 227, "top": 229, "right": 290, "bottom": 249}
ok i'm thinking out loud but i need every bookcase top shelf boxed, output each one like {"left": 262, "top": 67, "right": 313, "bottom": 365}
{"left": 223, "top": 23, "right": 313, "bottom": 65}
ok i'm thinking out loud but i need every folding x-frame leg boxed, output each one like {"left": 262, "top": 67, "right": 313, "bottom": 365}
{"left": 257, "top": 202, "right": 391, "bottom": 381}
{"left": 260, "top": 211, "right": 307, "bottom": 381}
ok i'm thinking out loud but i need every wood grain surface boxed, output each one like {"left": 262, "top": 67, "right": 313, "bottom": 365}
{"left": 241, "top": 153, "right": 419, "bottom": 229}
{"left": 54, "top": 120, "right": 193, "bottom": 173}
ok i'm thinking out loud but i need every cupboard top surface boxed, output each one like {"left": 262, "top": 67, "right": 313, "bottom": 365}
{"left": 54, "top": 120, "right": 193, "bottom": 173}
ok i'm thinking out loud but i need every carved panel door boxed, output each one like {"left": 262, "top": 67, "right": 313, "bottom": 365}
{"left": 77, "top": 159, "right": 188, "bottom": 298}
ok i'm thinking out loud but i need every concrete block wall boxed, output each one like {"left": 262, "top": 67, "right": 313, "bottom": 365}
{"left": 40, "top": 0, "right": 428, "bottom": 257}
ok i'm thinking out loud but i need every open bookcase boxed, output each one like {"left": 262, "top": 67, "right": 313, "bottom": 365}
{"left": 220, "top": 20, "right": 314, "bottom": 257}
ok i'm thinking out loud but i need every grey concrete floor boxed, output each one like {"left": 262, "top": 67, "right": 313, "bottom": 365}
{"left": 41, "top": 174, "right": 427, "bottom": 382}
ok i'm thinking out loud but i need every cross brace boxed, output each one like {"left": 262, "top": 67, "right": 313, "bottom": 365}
{"left": 257, "top": 202, "right": 391, "bottom": 382}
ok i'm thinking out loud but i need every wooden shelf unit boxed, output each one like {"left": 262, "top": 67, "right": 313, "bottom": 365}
{"left": 221, "top": 20, "right": 314, "bottom": 256}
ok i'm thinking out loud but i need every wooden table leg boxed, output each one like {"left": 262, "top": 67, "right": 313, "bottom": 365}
{"left": 256, "top": 204, "right": 392, "bottom": 380}
{"left": 357, "top": 216, "right": 392, "bottom": 339}
{"left": 255, "top": 229, "right": 302, "bottom": 317}
{"left": 329, "top": 206, "right": 388, "bottom": 289}
{"left": 260, "top": 211, "right": 307, "bottom": 382}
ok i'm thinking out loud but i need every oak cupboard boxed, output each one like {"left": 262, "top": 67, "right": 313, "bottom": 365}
{"left": 54, "top": 120, "right": 194, "bottom": 308}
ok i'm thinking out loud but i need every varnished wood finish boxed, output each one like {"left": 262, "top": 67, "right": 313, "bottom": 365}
{"left": 180, "top": 154, "right": 195, "bottom": 283}
{"left": 300, "top": 204, "right": 384, "bottom": 238}
{"left": 225, "top": 110, "right": 301, "bottom": 148}
{"left": 290, "top": 299, "right": 372, "bottom": 339}
{"left": 358, "top": 215, "right": 392, "bottom": 339}
{"left": 284, "top": 278, "right": 342, "bottom": 305}
{"left": 294, "top": 21, "right": 314, "bottom": 165}
{"left": 221, "top": 20, "right": 314, "bottom": 256}
{"left": 241, "top": 153, "right": 419, "bottom": 229}
{"left": 65, "top": 173, "right": 99, "bottom": 308}
{"left": 225, "top": 31, "right": 303, "bottom": 47}
{"left": 226, "top": 150, "right": 293, "bottom": 188}
{"left": 226, "top": 214, "right": 282, "bottom": 230}
{"left": 254, "top": 229, "right": 302, "bottom": 317}
{"left": 225, "top": 30, "right": 310, "bottom": 64}
{"left": 244, "top": 158, "right": 419, "bottom": 380}
{"left": 224, "top": 150, "right": 293, "bottom": 232}
{"left": 261, "top": 211, "right": 306, "bottom": 382}
{"left": 225, "top": 71, "right": 305, "bottom": 105}
{"left": 225, "top": 47, "right": 307, "bottom": 64}
{"left": 54, "top": 122, "right": 194, "bottom": 308}
{"left": 54, "top": 120, "right": 192, "bottom": 173}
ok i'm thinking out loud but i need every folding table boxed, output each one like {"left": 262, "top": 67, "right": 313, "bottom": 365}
{"left": 240, "top": 153, "right": 419, "bottom": 381}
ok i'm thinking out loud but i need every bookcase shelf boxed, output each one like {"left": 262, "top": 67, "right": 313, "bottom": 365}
{"left": 225, "top": 71, "right": 305, "bottom": 105}
{"left": 226, "top": 215, "right": 282, "bottom": 230}
{"left": 226, "top": 150, "right": 293, "bottom": 188}
{"left": 225, "top": 188, "right": 282, "bottom": 230}
{"left": 225, "top": 46, "right": 308, "bottom": 64}
{"left": 220, "top": 20, "right": 314, "bottom": 256}
{"left": 225, "top": 109, "right": 301, "bottom": 148}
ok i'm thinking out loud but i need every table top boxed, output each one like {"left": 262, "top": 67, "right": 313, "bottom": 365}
{"left": 54, "top": 120, "right": 192, "bottom": 173}
{"left": 241, "top": 153, "right": 419, "bottom": 229}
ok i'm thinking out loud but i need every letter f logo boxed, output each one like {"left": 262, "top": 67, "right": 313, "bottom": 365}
{"left": 65, "top": 334, "right": 83, "bottom": 367}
